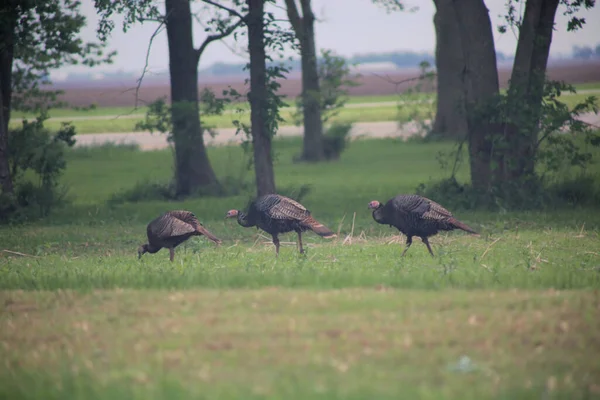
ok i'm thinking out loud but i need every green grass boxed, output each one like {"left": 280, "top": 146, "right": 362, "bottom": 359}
{"left": 9, "top": 103, "right": 434, "bottom": 134}
{"left": 573, "top": 81, "right": 600, "bottom": 91}
{"left": 8, "top": 93, "right": 428, "bottom": 120}
{"left": 1, "top": 137, "right": 600, "bottom": 399}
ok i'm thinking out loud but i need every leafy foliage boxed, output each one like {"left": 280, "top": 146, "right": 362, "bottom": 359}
{"left": 223, "top": 2, "right": 296, "bottom": 168}
{"left": 397, "top": 61, "right": 436, "bottom": 137}
{"left": 421, "top": 77, "right": 599, "bottom": 210}
{"left": 322, "top": 122, "right": 353, "bottom": 161}
{"left": 498, "top": 0, "right": 595, "bottom": 34}
{"left": 293, "top": 49, "right": 361, "bottom": 126}
{"left": 1, "top": 115, "right": 76, "bottom": 220}
{"left": 0, "top": 0, "right": 114, "bottom": 221}
{"left": 128, "top": 90, "right": 255, "bottom": 201}
{"left": 136, "top": 89, "right": 230, "bottom": 142}
{"left": 94, "top": 0, "right": 161, "bottom": 41}
{"left": 7, "top": 0, "right": 115, "bottom": 113}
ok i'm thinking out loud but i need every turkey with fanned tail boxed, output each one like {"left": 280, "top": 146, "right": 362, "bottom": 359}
{"left": 226, "top": 194, "right": 336, "bottom": 256}
{"left": 368, "top": 194, "right": 478, "bottom": 256}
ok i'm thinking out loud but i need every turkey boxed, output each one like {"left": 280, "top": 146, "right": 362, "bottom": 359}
{"left": 138, "top": 210, "right": 221, "bottom": 262}
{"left": 225, "top": 194, "right": 336, "bottom": 255}
{"left": 368, "top": 194, "right": 478, "bottom": 257}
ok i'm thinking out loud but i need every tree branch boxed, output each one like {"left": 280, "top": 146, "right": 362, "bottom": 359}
{"left": 372, "top": 71, "right": 437, "bottom": 94}
{"left": 138, "top": 17, "right": 166, "bottom": 23}
{"left": 133, "top": 20, "right": 167, "bottom": 109}
{"left": 200, "top": 0, "right": 247, "bottom": 21}
{"left": 284, "top": 0, "right": 303, "bottom": 38}
{"left": 113, "top": 13, "right": 168, "bottom": 117}
{"left": 195, "top": 17, "right": 246, "bottom": 63}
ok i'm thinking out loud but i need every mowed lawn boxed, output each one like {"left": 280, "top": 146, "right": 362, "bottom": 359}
{"left": 1, "top": 137, "right": 600, "bottom": 399}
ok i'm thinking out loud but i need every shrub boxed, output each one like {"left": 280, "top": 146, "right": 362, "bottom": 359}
{"left": 1, "top": 113, "right": 76, "bottom": 222}
{"left": 323, "top": 122, "right": 352, "bottom": 160}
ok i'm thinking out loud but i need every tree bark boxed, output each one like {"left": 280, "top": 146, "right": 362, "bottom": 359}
{"left": 0, "top": 75, "right": 13, "bottom": 195}
{"left": 285, "top": 0, "right": 325, "bottom": 161}
{"left": 165, "top": 0, "right": 218, "bottom": 197}
{"left": 0, "top": 5, "right": 16, "bottom": 195}
{"left": 503, "top": 0, "right": 559, "bottom": 181}
{"left": 431, "top": 0, "right": 467, "bottom": 139}
{"left": 247, "top": 0, "right": 276, "bottom": 196}
{"left": 450, "top": 0, "right": 501, "bottom": 191}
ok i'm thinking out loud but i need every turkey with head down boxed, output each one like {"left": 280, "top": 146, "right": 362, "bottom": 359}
{"left": 138, "top": 210, "right": 221, "bottom": 262}
{"left": 226, "top": 194, "right": 336, "bottom": 256}
{"left": 368, "top": 194, "right": 478, "bottom": 257}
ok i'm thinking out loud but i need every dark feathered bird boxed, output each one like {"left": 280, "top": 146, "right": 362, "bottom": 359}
{"left": 368, "top": 194, "right": 478, "bottom": 257}
{"left": 225, "top": 194, "right": 336, "bottom": 255}
{"left": 138, "top": 210, "right": 221, "bottom": 261}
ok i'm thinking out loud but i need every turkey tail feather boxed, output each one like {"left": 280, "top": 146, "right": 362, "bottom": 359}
{"left": 448, "top": 217, "right": 479, "bottom": 235}
{"left": 303, "top": 216, "right": 336, "bottom": 238}
{"left": 196, "top": 226, "right": 222, "bottom": 244}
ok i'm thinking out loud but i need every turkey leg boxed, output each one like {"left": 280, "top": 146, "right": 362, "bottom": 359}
{"left": 421, "top": 237, "right": 435, "bottom": 257}
{"left": 401, "top": 236, "right": 413, "bottom": 257}
{"left": 169, "top": 247, "right": 175, "bottom": 262}
{"left": 297, "top": 231, "right": 304, "bottom": 254}
{"left": 272, "top": 234, "right": 280, "bottom": 256}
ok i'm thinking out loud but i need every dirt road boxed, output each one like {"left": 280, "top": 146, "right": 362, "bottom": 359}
{"left": 75, "top": 120, "right": 426, "bottom": 150}
{"left": 74, "top": 111, "right": 600, "bottom": 151}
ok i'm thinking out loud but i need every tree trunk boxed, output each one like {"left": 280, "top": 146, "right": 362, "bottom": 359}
{"left": 450, "top": 0, "right": 501, "bottom": 191}
{"left": 431, "top": 0, "right": 467, "bottom": 139}
{"left": 286, "top": 0, "right": 325, "bottom": 161}
{"left": 247, "top": 0, "right": 276, "bottom": 196}
{"left": 0, "top": 6, "right": 16, "bottom": 195}
{"left": 503, "top": 0, "right": 559, "bottom": 181}
{"left": 165, "top": 0, "right": 218, "bottom": 197}
{"left": 0, "top": 75, "right": 13, "bottom": 195}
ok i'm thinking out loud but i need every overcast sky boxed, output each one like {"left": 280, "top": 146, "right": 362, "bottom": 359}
{"left": 58, "top": 0, "right": 600, "bottom": 78}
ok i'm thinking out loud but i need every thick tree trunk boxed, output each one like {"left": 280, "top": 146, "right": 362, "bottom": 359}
{"left": 247, "top": 0, "right": 276, "bottom": 196}
{"left": 165, "top": 0, "right": 218, "bottom": 197}
{"left": 0, "top": 7, "right": 16, "bottom": 195}
{"left": 288, "top": 0, "right": 325, "bottom": 161}
{"left": 503, "top": 0, "right": 559, "bottom": 181}
{"left": 0, "top": 75, "right": 13, "bottom": 195}
{"left": 431, "top": 0, "right": 467, "bottom": 139}
{"left": 451, "top": 0, "right": 501, "bottom": 191}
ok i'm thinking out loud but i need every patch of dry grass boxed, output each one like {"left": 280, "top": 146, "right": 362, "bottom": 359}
{"left": 1, "top": 289, "right": 599, "bottom": 399}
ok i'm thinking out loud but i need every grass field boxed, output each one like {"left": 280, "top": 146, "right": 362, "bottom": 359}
{"left": 1, "top": 136, "right": 600, "bottom": 398}
{"left": 8, "top": 87, "right": 598, "bottom": 134}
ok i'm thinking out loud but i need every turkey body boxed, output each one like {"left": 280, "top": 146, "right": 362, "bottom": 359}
{"left": 139, "top": 210, "right": 221, "bottom": 261}
{"left": 369, "top": 194, "right": 478, "bottom": 256}
{"left": 226, "top": 194, "right": 336, "bottom": 255}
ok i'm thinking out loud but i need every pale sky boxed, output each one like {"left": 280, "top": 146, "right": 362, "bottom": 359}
{"left": 58, "top": 0, "right": 600, "bottom": 77}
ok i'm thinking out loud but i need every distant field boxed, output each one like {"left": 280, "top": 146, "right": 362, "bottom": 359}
{"left": 10, "top": 94, "right": 417, "bottom": 120}
{"left": 48, "top": 61, "right": 600, "bottom": 108}
{"left": 9, "top": 89, "right": 597, "bottom": 135}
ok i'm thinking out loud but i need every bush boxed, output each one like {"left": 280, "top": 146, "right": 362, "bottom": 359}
{"left": 416, "top": 172, "right": 600, "bottom": 212}
{"left": 1, "top": 114, "right": 75, "bottom": 222}
{"left": 108, "top": 176, "right": 255, "bottom": 205}
{"left": 323, "top": 122, "right": 352, "bottom": 160}
{"left": 547, "top": 173, "right": 600, "bottom": 207}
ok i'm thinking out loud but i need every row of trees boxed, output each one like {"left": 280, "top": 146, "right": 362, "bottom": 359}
{"left": 430, "top": 0, "right": 597, "bottom": 197}
{"left": 572, "top": 44, "right": 600, "bottom": 59}
{"left": 1, "top": 0, "right": 598, "bottom": 219}
{"left": 95, "top": 0, "right": 350, "bottom": 197}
